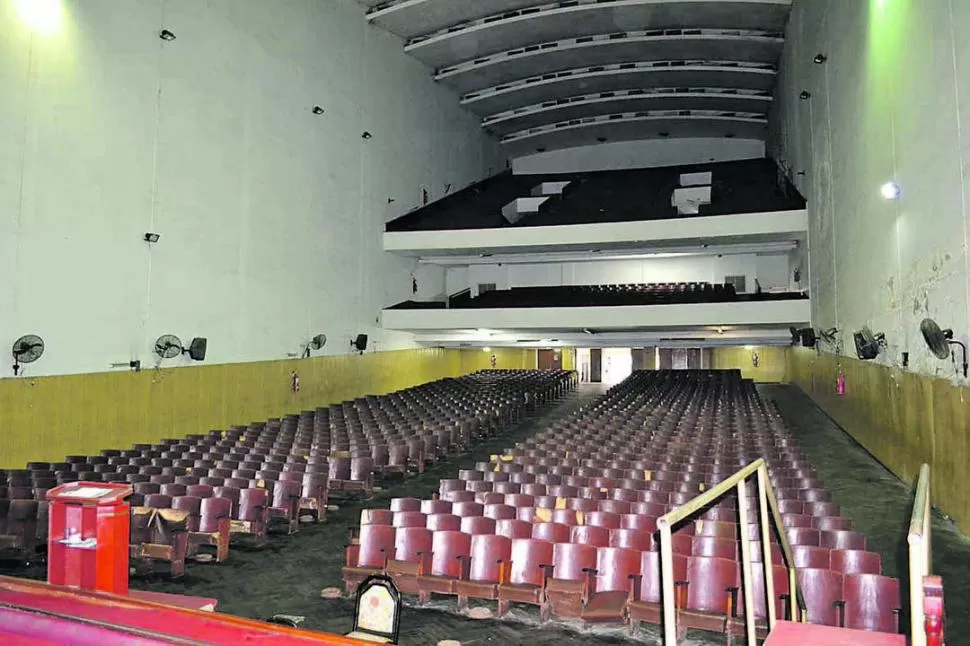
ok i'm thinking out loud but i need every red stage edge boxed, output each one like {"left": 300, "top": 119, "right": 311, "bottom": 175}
{"left": 0, "top": 576, "right": 367, "bottom": 645}
{"left": 764, "top": 620, "right": 907, "bottom": 646}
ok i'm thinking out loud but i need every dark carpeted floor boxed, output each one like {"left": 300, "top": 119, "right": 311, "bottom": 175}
{"left": 4, "top": 383, "right": 966, "bottom": 645}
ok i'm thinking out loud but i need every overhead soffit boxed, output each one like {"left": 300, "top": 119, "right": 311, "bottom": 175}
{"left": 360, "top": 0, "right": 791, "bottom": 150}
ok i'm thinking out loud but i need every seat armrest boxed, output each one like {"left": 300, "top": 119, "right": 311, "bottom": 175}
{"left": 457, "top": 554, "right": 471, "bottom": 580}
{"left": 628, "top": 573, "right": 642, "bottom": 602}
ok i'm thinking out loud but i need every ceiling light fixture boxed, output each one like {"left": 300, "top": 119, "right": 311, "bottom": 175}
{"left": 312, "top": 106, "right": 324, "bottom": 115}
{"left": 881, "top": 181, "right": 901, "bottom": 200}
{"left": 159, "top": 29, "right": 176, "bottom": 41}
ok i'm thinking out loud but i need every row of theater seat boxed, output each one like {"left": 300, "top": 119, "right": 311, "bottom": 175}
{"left": 0, "top": 370, "right": 577, "bottom": 577}
{"left": 447, "top": 283, "right": 807, "bottom": 309}
{"left": 344, "top": 370, "right": 901, "bottom": 637}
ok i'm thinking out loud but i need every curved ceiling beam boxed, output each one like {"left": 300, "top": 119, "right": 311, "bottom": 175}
{"left": 435, "top": 31, "right": 783, "bottom": 95}
{"left": 461, "top": 62, "right": 776, "bottom": 116}
{"left": 483, "top": 89, "right": 772, "bottom": 136}
{"left": 365, "top": 0, "right": 542, "bottom": 40}
{"left": 499, "top": 112, "right": 768, "bottom": 156}
{"left": 404, "top": 0, "right": 791, "bottom": 68}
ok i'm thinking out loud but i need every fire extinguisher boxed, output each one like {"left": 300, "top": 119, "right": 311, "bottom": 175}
{"left": 291, "top": 371, "right": 300, "bottom": 393}
{"left": 836, "top": 365, "right": 845, "bottom": 397}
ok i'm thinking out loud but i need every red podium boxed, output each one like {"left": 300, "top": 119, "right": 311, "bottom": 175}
{"left": 46, "top": 482, "right": 132, "bottom": 595}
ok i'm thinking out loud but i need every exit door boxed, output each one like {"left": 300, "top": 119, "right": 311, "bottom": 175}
{"left": 537, "top": 349, "right": 563, "bottom": 371}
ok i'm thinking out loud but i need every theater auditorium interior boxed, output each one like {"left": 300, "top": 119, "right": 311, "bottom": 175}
{"left": 1, "top": 0, "right": 968, "bottom": 644}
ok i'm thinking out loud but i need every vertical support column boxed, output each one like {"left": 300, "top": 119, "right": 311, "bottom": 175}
{"left": 659, "top": 521, "right": 677, "bottom": 645}
{"left": 757, "top": 465, "right": 777, "bottom": 630}
{"left": 737, "top": 479, "right": 757, "bottom": 646}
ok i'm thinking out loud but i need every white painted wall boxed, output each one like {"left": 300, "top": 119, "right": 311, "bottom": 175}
{"left": 0, "top": 0, "right": 502, "bottom": 377}
{"left": 512, "top": 138, "right": 765, "bottom": 175}
{"left": 770, "top": 0, "right": 970, "bottom": 380}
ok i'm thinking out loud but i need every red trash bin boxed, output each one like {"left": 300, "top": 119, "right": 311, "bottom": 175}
{"left": 46, "top": 482, "right": 132, "bottom": 595}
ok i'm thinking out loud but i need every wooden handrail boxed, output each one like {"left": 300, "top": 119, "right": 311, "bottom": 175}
{"left": 656, "top": 459, "right": 805, "bottom": 644}
{"left": 907, "top": 464, "right": 932, "bottom": 646}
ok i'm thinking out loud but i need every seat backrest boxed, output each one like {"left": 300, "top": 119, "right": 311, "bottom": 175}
{"left": 532, "top": 522, "right": 570, "bottom": 543}
{"left": 842, "top": 573, "right": 900, "bottom": 633}
{"left": 691, "top": 536, "right": 737, "bottom": 560}
{"left": 585, "top": 511, "right": 621, "bottom": 529}
{"left": 508, "top": 538, "right": 554, "bottom": 587}
{"left": 393, "top": 527, "right": 432, "bottom": 564}
{"left": 460, "top": 516, "right": 496, "bottom": 536}
{"left": 686, "top": 556, "right": 739, "bottom": 614}
{"left": 483, "top": 504, "right": 516, "bottom": 520}
{"left": 638, "top": 551, "right": 688, "bottom": 604}
{"left": 238, "top": 488, "right": 268, "bottom": 521}
{"left": 792, "top": 545, "right": 831, "bottom": 569}
{"left": 797, "top": 567, "right": 843, "bottom": 626}
{"left": 361, "top": 509, "right": 394, "bottom": 526}
{"left": 570, "top": 525, "right": 610, "bottom": 547}
{"left": 392, "top": 511, "right": 427, "bottom": 529}
{"left": 426, "top": 513, "right": 461, "bottom": 532}
{"left": 467, "top": 534, "right": 511, "bottom": 583}
{"left": 830, "top": 549, "right": 881, "bottom": 576}
{"left": 390, "top": 498, "right": 422, "bottom": 513}
{"left": 551, "top": 542, "right": 597, "bottom": 582}
{"left": 495, "top": 519, "right": 532, "bottom": 540}
{"left": 609, "top": 528, "right": 653, "bottom": 551}
{"left": 159, "top": 483, "right": 187, "bottom": 498}
{"left": 144, "top": 494, "right": 172, "bottom": 510}
{"left": 820, "top": 529, "right": 866, "bottom": 551}
{"left": 429, "top": 531, "right": 471, "bottom": 578}
{"left": 356, "top": 524, "right": 397, "bottom": 569}
{"left": 420, "top": 500, "right": 452, "bottom": 515}
{"left": 452, "top": 502, "right": 483, "bottom": 518}
{"left": 199, "top": 496, "right": 232, "bottom": 532}
{"left": 594, "top": 546, "right": 640, "bottom": 593}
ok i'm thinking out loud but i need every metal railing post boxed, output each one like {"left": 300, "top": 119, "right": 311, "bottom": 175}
{"left": 737, "top": 480, "right": 757, "bottom": 646}
{"left": 757, "top": 465, "right": 777, "bottom": 629}
{"left": 659, "top": 522, "right": 677, "bottom": 645}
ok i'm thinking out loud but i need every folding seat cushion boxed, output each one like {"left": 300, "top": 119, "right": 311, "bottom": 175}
{"left": 831, "top": 549, "right": 881, "bottom": 576}
{"left": 629, "top": 551, "right": 688, "bottom": 630}
{"left": 839, "top": 573, "right": 901, "bottom": 633}
{"left": 343, "top": 524, "right": 396, "bottom": 595}
{"left": 416, "top": 531, "right": 471, "bottom": 604}
{"left": 820, "top": 530, "right": 867, "bottom": 551}
{"left": 426, "top": 514, "right": 461, "bottom": 532}
{"left": 609, "top": 528, "right": 653, "bottom": 551}
{"left": 456, "top": 534, "right": 513, "bottom": 609}
{"left": 581, "top": 546, "right": 642, "bottom": 624}
{"left": 496, "top": 519, "right": 533, "bottom": 540}
{"left": 544, "top": 542, "right": 598, "bottom": 620}
{"left": 797, "top": 568, "right": 843, "bottom": 626}
{"left": 677, "top": 556, "right": 741, "bottom": 633}
{"left": 385, "top": 527, "right": 432, "bottom": 595}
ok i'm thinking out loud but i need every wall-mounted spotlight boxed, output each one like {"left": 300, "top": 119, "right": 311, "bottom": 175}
{"left": 361, "top": 131, "right": 373, "bottom": 140}
{"left": 799, "top": 91, "right": 812, "bottom": 100}
{"left": 535, "top": 147, "right": 546, "bottom": 153}
{"left": 881, "top": 181, "right": 901, "bottom": 200}
{"left": 144, "top": 232, "right": 160, "bottom": 243}
{"left": 658, "top": 131, "right": 670, "bottom": 138}
{"left": 159, "top": 29, "right": 176, "bottom": 41}
{"left": 813, "top": 54, "right": 828, "bottom": 64}
{"left": 312, "top": 106, "right": 324, "bottom": 115}
{"left": 596, "top": 137, "right": 608, "bottom": 143}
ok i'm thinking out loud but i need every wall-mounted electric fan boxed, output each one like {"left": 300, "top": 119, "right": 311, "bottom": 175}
{"left": 12, "top": 334, "right": 45, "bottom": 375}
{"left": 921, "top": 318, "right": 967, "bottom": 377}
